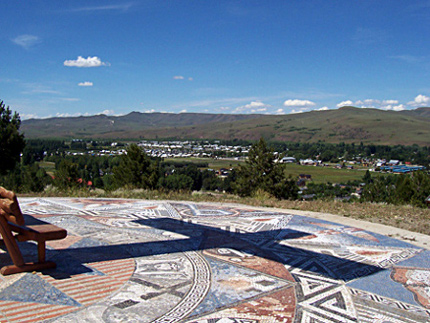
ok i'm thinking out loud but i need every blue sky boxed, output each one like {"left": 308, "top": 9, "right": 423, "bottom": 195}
{"left": 2, "top": 1, "right": 430, "bottom": 119}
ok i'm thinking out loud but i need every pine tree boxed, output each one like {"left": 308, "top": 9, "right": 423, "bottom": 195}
{"left": 54, "top": 160, "right": 80, "bottom": 190}
{"left": 113, "top": 144, "right": 159, "bottom": 189}
{"left": 0, "top": 101, "right": 25, "bottom": 174}
{"left": 234, "top": 138, "right": 298, "bottom": 199}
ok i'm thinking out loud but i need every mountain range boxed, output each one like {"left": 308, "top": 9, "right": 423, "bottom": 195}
{"left": 21, "top": 106, "right": 430, "bottom": 146}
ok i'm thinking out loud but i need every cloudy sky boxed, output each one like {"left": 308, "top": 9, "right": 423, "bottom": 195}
{"left": 2, "top": 1, "right": 430, "bottom": 119}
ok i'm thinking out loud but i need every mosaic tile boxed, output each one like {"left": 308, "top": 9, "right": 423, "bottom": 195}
{"left": 0, "top": 198, "right": 427, "bottom": 322}
{"left": 286, "top": 215, "right": 422, "bottom": 249}
{"left": 188, "top": 286, "right": 296, "bottom": 323}
{"left": 0, "top": 273, "right": 80, "bottom": 306}
{"left": 391, "top": 267, "right": 430, "bottom": 309}
{"left": 189, "top": 257, "right": 291, "bottom": 318}
{"left": 347, "top": 268, "right": 421, "bottom": 307}
{"left": 396, "top": 250, "right": 430, "bottom": 268}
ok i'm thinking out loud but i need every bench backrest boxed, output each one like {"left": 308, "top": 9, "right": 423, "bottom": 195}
{"left": 0, "top": 187, "right": 25, "bottom": 226}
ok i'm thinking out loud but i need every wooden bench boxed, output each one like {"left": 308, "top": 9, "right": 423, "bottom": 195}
{"left": 0, "top": 187, "right": 67, "bottom": 275}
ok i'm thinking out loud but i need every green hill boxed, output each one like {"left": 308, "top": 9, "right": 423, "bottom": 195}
{"left": 21, "top": 107, "right": 430, "bottom": 146}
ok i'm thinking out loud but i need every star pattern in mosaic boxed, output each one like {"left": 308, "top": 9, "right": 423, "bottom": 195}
{"left": 0, "top": 198, "right": 427, "bottom": 322}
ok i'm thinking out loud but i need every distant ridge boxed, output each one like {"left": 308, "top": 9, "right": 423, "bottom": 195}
{"left": 399, "top": 107, "right": 430, "bottom": 118}
{"left": 21, "top": 107, "right": 430, "bottom": 146}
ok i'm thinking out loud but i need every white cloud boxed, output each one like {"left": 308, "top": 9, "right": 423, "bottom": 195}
{"left": 336, "top": 100, "right": 354, "bottom": 108}
{"left": 390, "top": 55, "right": 424, "bottom": 64}
{"left": 290, "top": 108, "right": 308, "bottom": 114}
{"left": 253, "top": 108, "right": 267, "bottom": 113}
{"left": 415, "top": 94, "right": 430, "bottom": 104}
{"left": 337, "top": 99, "right": 402, "bottom": 110}
{"left": 173, "top": 76, "right": 193, "bottom": 81}
{"left": 363, "top": 99, "right": 378, "bottom": 105}
{"left": 234, "top": 101, "right": 270, "bottom": 113}
{"left": 219, "top": 107, "right": 230, "bottom": 111}
{"left": 23, "top": 88, "right": 61, "bottom": 95}
{"left": 382, "top": 99, "right": 399, "bottom": 105}
{"left": 317, "top": 106, "right": 329, "bottom": 111}
{"left": 20, "top": 109, "right": 123, "bottom": 120}
{"left": 61, "top": 98, "right": 80, "bottom": 102}
{"left": 408, "top": 94, "right": 430, "bottom": 107}
{"left": 360, "top": 99, "right": 399, "bottom": 106}
{"left": 99, "top": 109, "right": 114, "bottom": 115}
{"left": 145, "top": 109, "right": 156, "bottom": 113}
{"left": 56, "top": 112, "right": 82, "bottom": 117}
{"left": 55, "top": 109, "right": 120, "bottom": 118}
{"left": 275, "top": 108, "right": 285, "bottom": 115}
{"left": 12, "top": 35, "right": 40, "bottom": 49}
{"left": 64, "top": 56, "right": 109, "bottom": 67}
{"left": 245, "top": 101, "right": 266, "bottom": 109}
{"left": 20, "top": 113, "right": 40, "bottom": 120}
{"left": 393, "top": 105, "right": 406, "bottom": 111}
{"left": 78, "top": 81, "right": 93, "bottom": 87}
{"left": 171, "top": 96, "right": 259, "bottom": 110}
{"left": 20, "top": 83, "right": 63, "bottom": 95}
{"left": 70, "top": 3, "right": 134, "bottom": 13}
{"left": 381, "top": 104, "right": 405, "bottom": 111}
{"left": 283, "top": 99, "right": 315, "bottom": 107}
{"left": 179, "top": 109, "right": 187, "bottom": 113}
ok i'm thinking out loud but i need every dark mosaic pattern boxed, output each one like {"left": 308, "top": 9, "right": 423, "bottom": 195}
{"left": 0, "top": 198, "right": 427, "bottom": 322}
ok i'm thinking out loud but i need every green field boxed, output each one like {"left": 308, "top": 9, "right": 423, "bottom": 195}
{"left": 165, "top": 158, "right": 369, "bottom": 183}
{"left": 283, "top": 163, "right": 367, "bottom": 183}
{"left": 164, "top": 158, "right": 243, "bottom": 170}
{"left": 38, "top": 161, "right": 56, "bottom": 175}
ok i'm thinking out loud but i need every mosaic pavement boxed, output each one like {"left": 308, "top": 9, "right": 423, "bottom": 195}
{"left": 0, "top": 198, "right": 429, "bottom": 322}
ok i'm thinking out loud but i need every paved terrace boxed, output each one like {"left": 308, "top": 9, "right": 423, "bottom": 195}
{"left": 0, "top": 198, "right": 429, "bottom": 322}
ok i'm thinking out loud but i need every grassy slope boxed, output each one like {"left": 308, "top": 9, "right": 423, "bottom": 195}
{"left": 175, "top": 107, "right": 430, "bottom": 145}
{"left": 21, "top": 113, "right": 260, "bottom": 139}
{"left": 21, "top": 107, "right": 430, "bottom": 146}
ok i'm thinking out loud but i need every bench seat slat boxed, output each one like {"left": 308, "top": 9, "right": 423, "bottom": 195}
{"left": 14, "top": 224, "right": 67, "bottom": 241}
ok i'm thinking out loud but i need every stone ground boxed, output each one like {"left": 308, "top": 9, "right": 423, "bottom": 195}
{"left": 0, "top": 197, "right": 429, "bottom": 323}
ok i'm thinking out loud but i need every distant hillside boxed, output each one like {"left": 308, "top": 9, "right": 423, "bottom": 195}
{"left": 399, "top": 107, "right": 430, "bottom": 118}
{"left": 21, "top": 107, "right": 430, "bottom": 146}
{"left": 21, "top": 113, "right": 260, "bottom": 139}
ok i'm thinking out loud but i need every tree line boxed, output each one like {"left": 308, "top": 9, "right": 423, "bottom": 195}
{"left": 47, "top": 141, "right": 297, "bottom": 198}
{"left": 22, "top": 137, "right": 430, "bottom": 168}
{"left": 212, "top": 138, "right": 430, "bottom": 167}
{"left": 271, "top": 141, "right": 430, "bottom": 167}
{"left": 5, "top": 138, "right": 430, "bottom": 207}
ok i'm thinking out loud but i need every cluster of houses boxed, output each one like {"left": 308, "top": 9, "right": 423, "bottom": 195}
{"left": 375, "top": 159, "right": 426, "bottom": 173}
{"left": 379, "top": 165, "right": 426, "bottom": 174}
{"left": 68, "top": 149, "right": 127, "bottom": 157}
{"left": 66, "top": 140, "right": 252, "bottom": 159}
{"left": 138, "top": 141, "right": 250, "bottom": 159}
